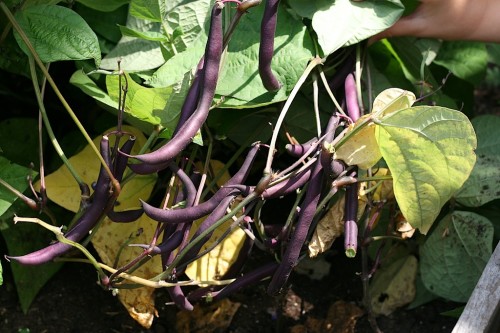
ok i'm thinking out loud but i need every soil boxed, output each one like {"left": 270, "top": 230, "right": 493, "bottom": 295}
{"left": 0, "top": 240, "right": 460, "bottom": 333}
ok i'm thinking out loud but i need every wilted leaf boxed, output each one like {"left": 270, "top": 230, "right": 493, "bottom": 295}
{"left": 309, "top": 195, "right": 346, "bottom": 257}
{"left": 370, "top": 168, "right": 394, "bottom": 202}
{"left": 370, "top": 255, "right": 418, "bottom": 315}
{"left": 176, "top": 298, "right": 241, "bottom": 333}
{"left": 92, "top": 214, "right": 161, "bottom": 328}
{"left": 420, "top": 211, "right": 494, "bottom": 303}
{"left": 323, "top": 300, "right": 364, "bottom": 333}
{"left": 375, "top": 106, "right": 477, "bottom": 234}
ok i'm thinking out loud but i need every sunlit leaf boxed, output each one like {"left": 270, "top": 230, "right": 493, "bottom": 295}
{"left": 375, "top": 106, "right": 477, "bottom": 234}
{"left": 334, "top": 116, "right": 381, "bottom": 169}
{"left": 370, "top": 255, "right": 418, "bottom": 315}
{"left": 106, "top": 72, "right": 188, "bottom": 137}
{"left": 420, "top": 211, "right": 494, "bottom": 302}
{"left": 307, "top": 0, "right": 404, "bottom": 56}
{"left": 372, "top": 88, "right": 416, "bottom": 117}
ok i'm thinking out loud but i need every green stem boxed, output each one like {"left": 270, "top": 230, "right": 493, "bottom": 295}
{"left": 13, "top": 216, "right": 107, "bottom": 280}
{"left": 264, "top": 57, "right": 323, "bottom": 175}
{"left": 28, "top": 56, "right": 87, "bottom": 191}
{"left": 0, "top": 2, "right": 116, "bottom": 187}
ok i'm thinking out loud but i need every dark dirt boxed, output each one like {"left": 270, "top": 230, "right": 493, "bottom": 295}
{"left": 0, "top": 240, "right": 460, "bottom": 333}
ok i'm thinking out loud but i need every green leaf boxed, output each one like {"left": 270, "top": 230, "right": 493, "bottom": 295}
{"left": 106, "top": 72, "right": 189, "bottom": 137}
{"left": 420, "top": 211, "right": 494, "bottom": 303}
{"left": 369, "top": 255, "right": 418, "bottom": 315}
{"left": 119, "top": 25, "right": 169, "bottom": 42}
{"left": 14, "top": 5, "right": 101, "bottom": 67}
{"left": 0, "top": 118, "right": 41, "bottom": 167}
{"left": 69, "top": 70, "right": 118, "bottom": 109}
{"left": 0, "top": 201, "right": 62, "bottom": 313}
{"left": 310, "top": 0, "right": 404, "bottom": 56}
{"left": 100, "top": 16, "right": 164, "bottom": 71}
{"left": 375, "top": 106, "right": 477, "bottom": 234}
{"left": 147, "top": 33, "right": 206, "bottom": 87}
{"left": 76, "top": 0, "right": 129, "bottom": 12}
{"left": 215, "top": 2, "right": 315, "bottom": 108}
{"left": 130, "top": 0, "right": 161, "bottom": 22}
{"left": 455, "top": 115, "right": 500, "bottom": 207}
{"left": 434, "top": 41, "right": 488, "bottom": 85}
{"left": 159, "top": 0, "right": 211, "bottom": 56}
{"left": 0, "top": 157, "right": 36, "bottom": 216}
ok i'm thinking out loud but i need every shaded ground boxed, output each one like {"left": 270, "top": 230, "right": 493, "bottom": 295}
{"left": 0, "top": 241, "right": 460, "bottom": 333}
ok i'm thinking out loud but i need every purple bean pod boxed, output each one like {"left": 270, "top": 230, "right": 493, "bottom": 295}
{"left": 267, "top": 160, "right": 323, "bottom": 295}
{"left": 344, "top": 178, "right": 359, "bottom": 258}
{"left": 259, "top": 0, "right": 281, "bottom": 91}
{"left": 168, "top": 284, "right": 194, "bottom": 311}
{"left": 176, "top": 194, "right": 236, "bottom": 270}
{"left": 285, "top": 137, "right": 318, "bottom": 158}
{"left": 173, "top": 59, "right": 204, "bottom": 136}
{"left": 113, "top": 135, "right": 136, "bottom": 182}
{"left": 213, "top": 262, "right": 279, "bottom": 301}
{"left": 7, "top": 137, "right": 113, "bottom": 265}
{"left": 107, "top": 208, "right": 144, "bottom": 223}
{"left": 129, "top": 229, "right": 184, "bottom": 255}
{"left": 344, "top": 73, "right": 360, "bottom": 122}
{"left": 129, "top": 3, "right": 224, "bottom": 167}
{"left": 327, "top": 49, "right": 355, "bottom": 92}
{"left": 141, "top": 143, "right": 260, "bottom": 223}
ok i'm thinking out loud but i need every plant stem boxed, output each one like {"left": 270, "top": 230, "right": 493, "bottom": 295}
{"left": 0, "top": 2, "right": 117, "bottom": 188}
{"left": 264, "top": 57, "right": 322, "bottom": 175}
{"left": 28, "top": 56, "right": 88, "bottom": 194}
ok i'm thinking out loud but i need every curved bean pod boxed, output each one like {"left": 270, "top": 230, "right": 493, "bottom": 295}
{"left": 129, "top": 3, "right": 224, "bottom": 167}
{"left": 142, "top": 143, "right": 260, "bottom": 223}
{"left": 267, "top": 160, "right": 323, "bottom": 295}
{"left": 259, "top": 0, "right": 281, "bottom": 91}
{"left": 7, "top": 137, "right": 113, "bottom": 265}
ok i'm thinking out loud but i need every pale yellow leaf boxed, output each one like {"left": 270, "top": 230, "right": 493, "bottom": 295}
{"left": 309, "top": 195, "right": 346, "bottom": 257}
{"left": 334, "top": 118, "right": 382, "bottom": 169}
{"left": 372, "top": 88, "right": 416, "bottom": 117}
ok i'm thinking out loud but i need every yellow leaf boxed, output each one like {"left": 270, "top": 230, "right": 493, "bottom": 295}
{"left": 185, "top": 162, "right": 246, "bottom": 285}
{"left": 334, "top": 118, "right": 382, "bottom": 169}
{"left": 309, "top": 195, "right": 345, "bottom": 257}
{"left": 372, "top": 88, "right": 416, "bottom": 118}
{"left": 35, "top": 126, "right": 150, "bottom": 212}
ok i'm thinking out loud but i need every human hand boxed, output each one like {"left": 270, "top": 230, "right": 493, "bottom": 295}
{"left": 373, "top": 0, "right": 500, "bottom": 42}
